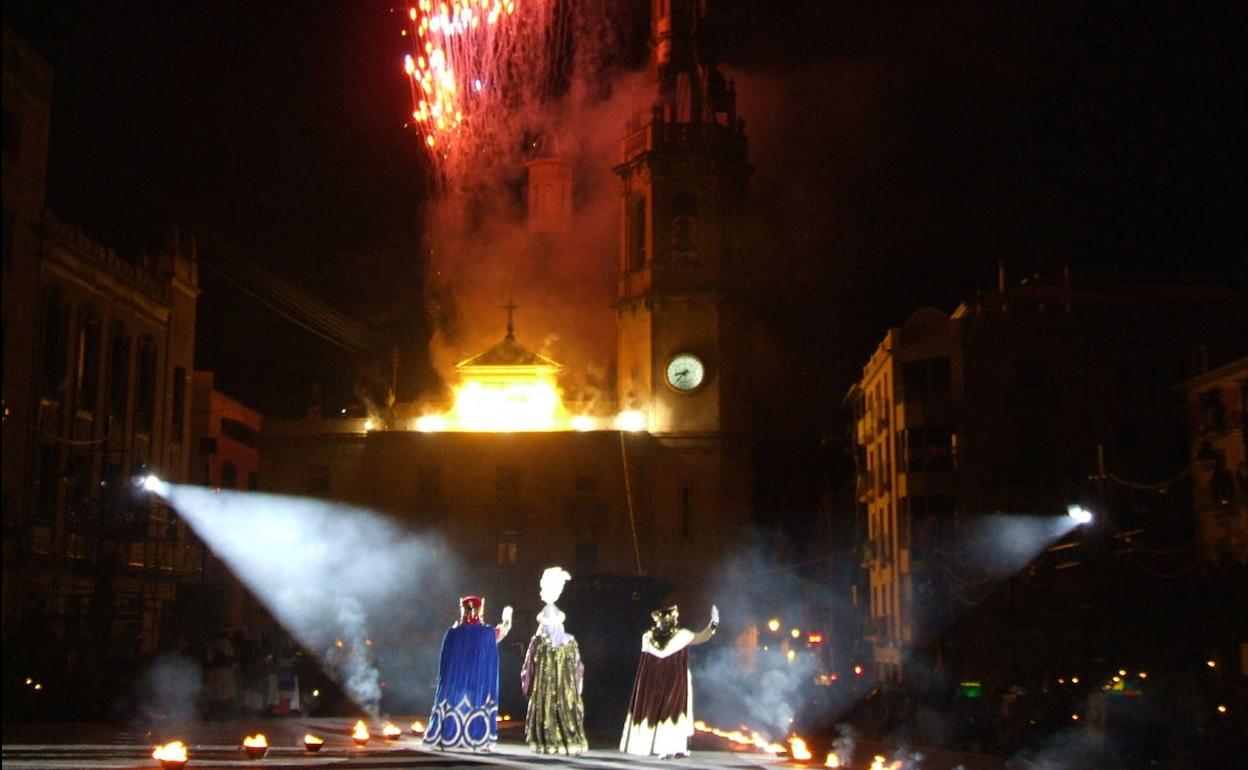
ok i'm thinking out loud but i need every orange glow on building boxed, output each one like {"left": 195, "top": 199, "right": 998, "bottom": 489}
{"left": 406, "top": 321, "right": 638, "bottom": 433}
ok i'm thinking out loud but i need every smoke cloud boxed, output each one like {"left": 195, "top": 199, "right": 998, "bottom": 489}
{"left": 135, "top": 654, "right": 202, "bottom": 725}
{"left": 408, "top": 1, "right": 651, "bottom": 414}
{"left": 161, "top": 484, "right": 465, "bottom": 716}
{"left": 695, "top": 543, "right": 855, "bottom": 741}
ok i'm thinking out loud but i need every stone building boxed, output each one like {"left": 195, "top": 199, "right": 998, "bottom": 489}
{"left": 1183, "top": 356, "right": 1248, "bottom": 564}
{"left": 849, "top": 271, "right": 1248, "bottom": 682}
{"left": 2, "top": 26, "right": 201, "bottom": 678}
{"left": 189, "top": 371, "right": 263, "bottom": 629}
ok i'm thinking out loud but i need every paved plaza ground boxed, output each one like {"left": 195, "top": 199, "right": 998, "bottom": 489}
{"left": 1, "top": 716, "right": 1009, "bottom": 770}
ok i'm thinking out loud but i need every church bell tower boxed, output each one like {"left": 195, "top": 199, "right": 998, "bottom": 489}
{"left": 615, "top": 0, "right": 752, "bottom": 436}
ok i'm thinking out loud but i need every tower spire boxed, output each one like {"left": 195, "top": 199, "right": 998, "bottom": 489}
{"left": 647, "top": 0, "right": 736, "bottom": 127}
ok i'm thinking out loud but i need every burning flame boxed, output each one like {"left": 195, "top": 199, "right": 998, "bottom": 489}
{"left": 694, "top": 721, "right": 786, "bottom": 755}
{"left": 412, "top": 406, "right": 640, "bottom": 433}
{"left": 453, "top": 379, "right": 559, "bottom": 431}
{"left": 152, "top": 741, "right": 188, "bottom": 762}
{"left": 383, "top": 723, "right": 402, "bottom": 739}
{"left": 353, "top": 720, "right": 371, "bottom": 742}
{"left": 616, "top": 410, "right": 647, "bottom": 432}
{"left": 789, "top": 736, "right": 812, "bottom": 761}
{"left": 304, "top": 734, "right": 324, "bottom": 745}
{"left": 242, "top": 734, "right": 267, "bottom": 748}
{"left": 410, "top": 720, "right": 426, "bottom": 733}
{"left": 403, "top": 343, "right": 631, "bottom": 433}
{"left": 825, "top": 752, "right": 842, "bottom": 768}
{"left": 869, "top": 756, "right": 903, "bottom": 770}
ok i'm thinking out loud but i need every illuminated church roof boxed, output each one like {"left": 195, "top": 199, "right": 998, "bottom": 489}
{"left": 455, "top": 301, "right": 561, "bottom": 372}
{"left": 455, "top": 334, "right": 561, "bottom": 371}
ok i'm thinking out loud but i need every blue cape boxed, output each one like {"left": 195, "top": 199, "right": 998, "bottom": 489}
{"left": 424, "top": 623, "right": 500, "bottom": 750}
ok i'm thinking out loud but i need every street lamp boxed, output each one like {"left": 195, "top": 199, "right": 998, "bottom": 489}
{"left": 1067, "top": 504, "right": 1094, "bottom": 525}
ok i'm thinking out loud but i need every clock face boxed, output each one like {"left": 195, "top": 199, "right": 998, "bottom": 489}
{"left": 665, "top": 354, "right": 705, "bottom": 393}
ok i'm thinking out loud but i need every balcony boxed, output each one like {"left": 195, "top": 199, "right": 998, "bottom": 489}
{"left": 620, "top": 120, "right": 748, "bottom": 165}
{"left": 856, "top": 471, "right": 875, "bottom": 502}
{"left": 894, "top": 395, "right": 955, "bottom": 431}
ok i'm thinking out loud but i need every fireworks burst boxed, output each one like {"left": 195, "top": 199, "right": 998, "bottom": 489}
{"left": 398, "top": 0, "right": 616, "bottom": 188}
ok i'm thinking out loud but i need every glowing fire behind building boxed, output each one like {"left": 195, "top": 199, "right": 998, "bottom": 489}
{"left": 404, "top": 308, "right": 643, "bottom": 433}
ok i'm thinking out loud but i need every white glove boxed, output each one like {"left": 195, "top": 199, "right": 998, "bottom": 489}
{"left": 501, "top": 606, "right": 514, "bottom": 624}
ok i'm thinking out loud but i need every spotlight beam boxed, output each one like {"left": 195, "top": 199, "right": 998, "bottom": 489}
{"left": 156, "top": 482, "right": 465, "bottom": 717}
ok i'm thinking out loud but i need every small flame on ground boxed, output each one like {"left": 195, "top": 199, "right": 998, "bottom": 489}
{"left": 243, "top": 733, "right": 268, "bottom": 748}
{"left": 152, "top": 741, "right": 188, "bottom": 762}
{"left": 694, "top": 721, "right": 786, "bottom": 755}
{"left": 825, "top": 752, "right": 842, "bottom": 768}
{"left": 869, "top": 755, "right": 903, "bottom": 770}
{"left": 789, "top": 735, "right": 812, "bottom": 761}
{"left": 410, "top": 720, "right": 426, "bottom": 733}
{"left": 353, "top": 720, "right": 371, "bottom": 743}
{"left": 304, "top": 734, "right": 324, "bottom": 745}
{"left": 383, "top": 723, "right": 402, "bottom": 738}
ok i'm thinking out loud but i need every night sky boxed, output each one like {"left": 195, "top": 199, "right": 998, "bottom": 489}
{"left": 6, "top": 1, "right": 1245, "bottom": 519}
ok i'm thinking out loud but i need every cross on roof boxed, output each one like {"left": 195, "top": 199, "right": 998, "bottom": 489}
{"left": 503, "top": 297, "right": 517, "bottom": 340}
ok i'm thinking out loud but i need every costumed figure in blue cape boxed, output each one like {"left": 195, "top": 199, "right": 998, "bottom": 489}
{"left": 423, "top": 595, "right": 513, "bottom": 751}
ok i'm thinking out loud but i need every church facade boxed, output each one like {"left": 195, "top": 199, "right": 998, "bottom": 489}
{"left": 259, "top": 0, "right": 755, "bottom": 616}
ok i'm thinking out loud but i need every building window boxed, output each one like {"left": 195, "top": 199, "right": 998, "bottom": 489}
{"left": 75, "top": 310, "right": 102, "bottom": 414}
{"left": 307, "top": 465, "right": 330, "bottom": 495}
{"left": 496, "top": 465, "right": 520, "bottom": 493}
{"left": 220, "top": 461, "right": 238, "bottom": 489}
{"left": 900, "top": 357, "right": 951, "bottom": 402}
{"left": 40, "top": 299, "right": 69, "bottom": 399}
{"left": 628, "top": 196, "right": 647, "bottom": 271}
{"left": 670, "top": 192, "right": 698, "bottom": 255}
{"left": 171, "top": 367, "right": 186, "bottom": 443}
{"left": 219, "top": 416, "right": 256, "bottom": 447}
{"left": 1198, "top": 387, "right": 1226, "bottom": 433}
{"left": 107, "top": 324, "right": 131, "bottom": 428}
{"left": 34, "top": 442, "right": 61, "bottom": 522}
{"left": 135, "top": 336, "right": 157, "bottom": 434}
{"left": 901, "top": 427, "right": 954, "bottom": 472}
{"left": 65, "top": 452, "right": 96, "bottom": 553}
{"left": 497, "top": 531, "right": 518, "bottom": 565}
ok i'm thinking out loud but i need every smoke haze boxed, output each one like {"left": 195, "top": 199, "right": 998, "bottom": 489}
{"left": 162, "top": 484, "right": 465, "bottom": 716}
